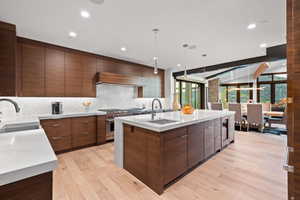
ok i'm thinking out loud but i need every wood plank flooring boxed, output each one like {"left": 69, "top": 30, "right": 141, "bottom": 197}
{"left": 53, "top": 131, "right": 287, "bottom": 200}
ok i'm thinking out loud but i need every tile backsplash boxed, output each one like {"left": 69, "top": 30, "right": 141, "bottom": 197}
{"left": 0, "top": 84, "right": 168, "bottom": 118}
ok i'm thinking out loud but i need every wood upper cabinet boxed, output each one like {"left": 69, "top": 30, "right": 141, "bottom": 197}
{"left": 71, "top": 117, "right": 97, "bottom": 148}
{"left": 41, "top": 118, "right": 72, "bottom": 152}
{"left": 163, "top": 127, "right": 188, "bottom": 184}
{"left": 45, "top": 48, "right": 65, "bottom": 97}
{"left": 204, "top": 120, "right": 215, "bottom": 159}
{"left": 82, "top": 55, "right": 97, "bottom": 97}
{"left": 187, "top": 123, "right": 205, "bottom": 168}
{"left": 21, "top": 43, "right": 45, "bottom": 96}
{"left": 0, "top": 21, "right": 16, "bottom": 96}
{"left": 65, "top": 52, "right": 83, "bottom": 97}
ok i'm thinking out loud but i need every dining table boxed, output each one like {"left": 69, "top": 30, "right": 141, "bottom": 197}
{"left": 263, "top": 111, "right": 284, "bottom": 118}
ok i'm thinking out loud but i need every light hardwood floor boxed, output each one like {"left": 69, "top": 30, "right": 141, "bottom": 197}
{"left": 54, "top": 131, "right": 287, "bottom": 200}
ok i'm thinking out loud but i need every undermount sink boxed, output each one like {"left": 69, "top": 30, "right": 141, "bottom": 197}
{"left": 147, "top": 119, "right": 178, "bottom": 125}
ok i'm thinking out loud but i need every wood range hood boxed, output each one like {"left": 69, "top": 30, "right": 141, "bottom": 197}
{"left": 96, "top": 72, "right": 141, "bottom": 86}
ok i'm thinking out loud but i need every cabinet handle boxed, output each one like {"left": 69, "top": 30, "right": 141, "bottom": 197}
{"left": 52, "top": 124, "right": 60, "bottom": 127}
{"left": 181, "top": 135, "right": 187, "bottom": 138}
{"left": 83, "top": 121, "right": 89, "bottom": 124}
{"left": 52, "top": 136, "right": 63, "bottom": 140}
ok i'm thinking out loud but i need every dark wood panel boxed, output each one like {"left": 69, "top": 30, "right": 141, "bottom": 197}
{"left": 97, "top": 72, "right": 140, "bottom": 85}
{"left": 65, "top": 52, "right": 83, "bottom": 97}
{"left": 163, "top": 127, "right": 188, "bottom": 184}
{"left": 45, "top": 47, "right": 65, "bottom": 97}
{"left": 214, "top": 118, "right": 222, "bottom": 152}
{"left": 0, "top": 21, "right": 16, "bottom": 96}
{"left": 0, "top": 172, "right": 52, "bottom": 200}
{"left": 71, "top": 117, "right": 97, "bottom": 148}
{"left": 97, "top": 115, "right": 106, "bottom": 144}
{"left": 187, "top": 123, "right": 205, "bottom": 168}
{"left": 21, "top": 43, "right": 45, "bottom": 96}
{"left": 82, "top": 55, "right": 97, "bottom": 97}
{"left": 41, "top": 118, "right": 72, "bottom": 152}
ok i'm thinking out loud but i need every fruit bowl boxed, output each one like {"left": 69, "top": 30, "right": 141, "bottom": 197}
{"left": 181, "top": 105, "right": 194, "bottom": 114}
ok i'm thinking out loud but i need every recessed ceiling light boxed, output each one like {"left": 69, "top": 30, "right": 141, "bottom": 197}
{"left": 81, "top": 10, "right": 90, "bottom": 18}
{"left": 69, "top": 31, "right": 77, "bottom": 38}
{"left": 247, "top": 23, "right": 256, "bottom": 30}
{"left": 177, "top": 64, "right": 181, "bottom": 67}
{"left": 260, "top": 43, "right": 267, "bottom": 48}
{"left": 120, "top": 47, "right": 127, "bottom": 52}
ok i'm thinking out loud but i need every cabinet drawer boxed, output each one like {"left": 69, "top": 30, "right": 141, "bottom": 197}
{"left": 48, "top": 135, "right": 72, "bottom": 152}
{"left": 163, "top": 127, "right": 187, "bottom": 142}
{"left": 41, "top": 118, "right": 71, "bottom": 137}
{"left": 72, "top": 117, "right": 97, "bottom": 148}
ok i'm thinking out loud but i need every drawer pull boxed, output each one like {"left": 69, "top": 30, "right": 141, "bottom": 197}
{"left": 181, "top": 135, "right": 187, "bottom": 138}
{"left": 52, "top": 124, "right": 60, "bottom": 127}
{"left": 83, "top": 121, "right": 89, "bottom": 124}
{"left": 52, "top": 136, "right": 63, "bottom": 140}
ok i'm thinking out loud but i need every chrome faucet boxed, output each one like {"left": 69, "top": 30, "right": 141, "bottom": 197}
{"left": 0, "top": 98, "right": 21, "bottom": 113}
{"left": 151, "top": 98, "right": 162, "bottom": 120}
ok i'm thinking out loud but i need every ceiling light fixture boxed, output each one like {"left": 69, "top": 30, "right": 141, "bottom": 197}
{"left": 81, "top": 10, "right": 90, "bottom": 18}
{"left": 152, "top": 28, "right": 159, "bottom": 75}
{"left": 69, "top": 31, "right": 77, "bottom": 38}
{"left": 182, "top": 44, "right": 189, "bottom": 80}
{"left": 247, "top": 23, "right": 256, "bottom": 30}
{"left": 260, "top": 43, "right": 267, "bottom": 48}
{"left": 120, "top": 47, "right": 127, "bottom": 52}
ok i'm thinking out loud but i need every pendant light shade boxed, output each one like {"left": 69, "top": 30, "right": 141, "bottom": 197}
{"left": 152, "top": 28, "right": 159, "bottom": 75}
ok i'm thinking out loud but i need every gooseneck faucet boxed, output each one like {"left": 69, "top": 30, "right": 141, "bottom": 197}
{"left": 151, "top": 98, "right": 162, "bottom": 120}
{"left": 0, "top": 98, "right": 21, "bottom": 113}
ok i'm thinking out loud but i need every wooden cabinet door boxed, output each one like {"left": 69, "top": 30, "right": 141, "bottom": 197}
{"left": 41, "top": 119, "right": 72, "bottom": 152}
{"left": 214, "top": 118, "right": 222, "bottom": 152}
{"left": 204, "top": 120, "right": 215, "bottom": 159}
{"left": 45, "top": 48, "right": 65, "bottom": 97}
{"left": 97, "top": 115, "right": 106, "bottom": 144}
{"left": 82, "top": 55, "right": 97, "bottom": 97}
{"left": 21, "top": 43, "right": 45, "bottom": 96}
{"left": 163, "top": 127, "right": 188, "bottom": 184}
{"left": 0, "top": 21, "right": 16, "bottom": 96}
{"left": 187, "top": 123, "right": 205, "bottom": 168}
{"left": 71, "top": 117, "right": 97, "bottom": 148}
{"left": 65, "top": 52, "right": 82, "bottom": 97}
{"left": 287, "top": 1, "right": 300, "bottom": 199}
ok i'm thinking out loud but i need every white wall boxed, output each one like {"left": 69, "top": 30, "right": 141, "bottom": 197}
{"left": 0, "top": 84, "right": 168, "bottom": 119}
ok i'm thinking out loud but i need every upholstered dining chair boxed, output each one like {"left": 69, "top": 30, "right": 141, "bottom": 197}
{"left": 229, "top": 103, "right": 244, "bottom": 130}
{"left": 262, "top": 103, "right": 271, "bottom": 112}
{"left": 211, "top": 103, "right": 223, "bottom": 111}
{"left": 246, "top": 104, "right": 265, "bottom": 132}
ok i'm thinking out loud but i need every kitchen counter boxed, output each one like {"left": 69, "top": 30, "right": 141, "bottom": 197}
{"left": 114, "top": 109, "right": 235, "bottom": 168}
{"left": 0, "top": 128, "right": 57, "bottom": 186}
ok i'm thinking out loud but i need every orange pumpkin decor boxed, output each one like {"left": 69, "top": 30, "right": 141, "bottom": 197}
{"left": 181, "top": 104, "right": 194, "bottom": 114}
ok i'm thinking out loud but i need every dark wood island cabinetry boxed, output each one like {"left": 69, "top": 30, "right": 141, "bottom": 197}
{"left": 123, "top": 115, "right": 234, "bottom": 195}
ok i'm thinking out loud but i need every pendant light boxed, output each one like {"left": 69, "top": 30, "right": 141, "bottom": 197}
{"left": 152, "top": 28, "right": 159, "bottom": 74}
{"left": 182, "top": 44, "right": 189, "bottom": 79}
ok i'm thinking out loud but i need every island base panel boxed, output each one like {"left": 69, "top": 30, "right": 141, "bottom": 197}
{"left": 0, "top": 172, "right": 52, "bottom": 200}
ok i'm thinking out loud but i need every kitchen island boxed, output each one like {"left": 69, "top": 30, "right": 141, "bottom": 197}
{"left": 114, "top": 110, "right": 235, "bottom": 194}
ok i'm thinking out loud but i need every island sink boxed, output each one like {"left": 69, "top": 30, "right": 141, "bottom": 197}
{"left": 147, "top": 119, "right": 178, "bottom": 125}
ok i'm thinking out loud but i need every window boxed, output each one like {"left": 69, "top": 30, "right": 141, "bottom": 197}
{"left": 275, "top": 83, "right": 287, "bottom": 103}
{"left": 274, "top": 74, "right": 287, "bottom": 81}
{"left": 176, "top": 80, "right": 204, "bottom": 109}
{"left": 259, "top": 84, "right": 271, "bottom": 103}
{"left": 228, "top": 86, "right": 237, "bottom": 103}
{"left": 240, "top": 85, "right": 251, "bottom": 103}
{"left": 258, "top": 75, "right": 272, "bottom": 82}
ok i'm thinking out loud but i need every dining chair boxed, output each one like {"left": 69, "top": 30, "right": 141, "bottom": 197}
{"left": 262, "top": 103, "right": 271, "bottom": 112}
{"left": 229, "top": 103, "right": 244, "bottom": 130}
{"left": 246, "top": 104, "right": 264, "bottom": 132}
{"left": 211, "top": 103, "right": 223, "bottom": 110}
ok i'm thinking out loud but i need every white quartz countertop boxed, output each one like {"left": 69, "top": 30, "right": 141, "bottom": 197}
{"left": 115, "top": 110, "right": 235, "bottom": 132}
{"left": 0, "top": 128, "right": 58, "bottom": 186}
{"left": 38, "top": 111, "right": 107, "bottom": 120}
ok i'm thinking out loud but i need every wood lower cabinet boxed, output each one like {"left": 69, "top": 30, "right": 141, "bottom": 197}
{"left": 123, "top": 118, "right": 234, "bottom": 195}
{"left": 41, "top": 118, "right": 72, "bottom": 152}
{"left": 71, "top": 117, "right": 97, "bottom": 148}
{"left": 187, "top": 123, "right": 205, "bottom": 168}
{"left": 163, "top": 128, "right": 188, "bottom": 185}
{"left": 97, "top": 115, "right": 106, "bottom": 144}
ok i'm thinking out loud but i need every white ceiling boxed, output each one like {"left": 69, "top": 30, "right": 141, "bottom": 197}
{"left": 0, "top": 0, "right": 286, "bottom": 70}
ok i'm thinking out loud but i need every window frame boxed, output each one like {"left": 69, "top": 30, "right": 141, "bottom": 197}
{"left": 220, "top": 82, "right": 253, "bottom": 103}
